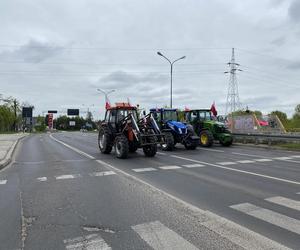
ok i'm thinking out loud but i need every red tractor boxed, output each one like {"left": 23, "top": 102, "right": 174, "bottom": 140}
{"left": 98, "top": 103, "right": 164, "bottom": 159}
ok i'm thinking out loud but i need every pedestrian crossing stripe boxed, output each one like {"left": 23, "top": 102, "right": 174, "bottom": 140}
{"left": 0, "top": 180, "right": 7, "bottom": 185}
{"left": 265, "top": 196, "right": 300, "bottom": 212}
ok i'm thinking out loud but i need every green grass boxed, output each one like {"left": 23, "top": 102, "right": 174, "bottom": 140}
{"left": 277, "top": 143, "right": 300, "bottom": 151}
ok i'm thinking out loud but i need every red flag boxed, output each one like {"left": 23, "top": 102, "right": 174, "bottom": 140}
{"left": 210, "top": 102, "right": 217, "bottom": 117}
{"left": 105, "top": 101, "right": 111, "bottom": 110}
{"left": 184, "top": 106, "right": 190, "bottom": 111}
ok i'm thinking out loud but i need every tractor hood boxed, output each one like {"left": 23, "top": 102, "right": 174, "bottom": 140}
{"left": 167, "top": 120, "right": 188, "bottom": 134}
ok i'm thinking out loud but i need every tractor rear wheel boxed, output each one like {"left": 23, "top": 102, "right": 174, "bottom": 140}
{"left": 114, "top": 135, "right": 129, "bottom": 159}
{"left": 98, "top": 126, "right": 113, "bottom": 154}
{"left": 220, "top": 138, "right": 233, "bottom": 146}
{"left": 161, "top": 132, "right": 174, "bottom": 151}
{"left": 199, "top": 130, "right": 214, "bottom": 147}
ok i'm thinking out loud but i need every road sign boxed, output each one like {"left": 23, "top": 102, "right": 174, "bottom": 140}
{"left": 48, "top": 110, "right": 57, "bottom": 114}
{"left": 22, "top": 107, "right": 33, "bottom": 118}
{"left": 48, "top": 113, "right": 53, "bottom": 129}
{"left": 67, "top": 109, "right": 79, "bottom": 116}
{"left": 69, "top": 121, "right": 76, "bottom": 126}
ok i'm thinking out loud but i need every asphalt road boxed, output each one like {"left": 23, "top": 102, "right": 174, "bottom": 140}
{"left": 0, "top": 131, "right": 299, "bottom": 250}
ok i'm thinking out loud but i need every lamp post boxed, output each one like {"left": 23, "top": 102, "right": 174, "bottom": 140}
{"left": 97, "top": 89, "right": 115, "bottom": 104}
{"left": 157, "top": 52, "right": 185, "bottom": 108}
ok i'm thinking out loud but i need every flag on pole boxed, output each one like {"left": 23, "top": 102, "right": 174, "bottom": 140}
{"left": 210, "top": 102, "right": 217, "bottom": 117}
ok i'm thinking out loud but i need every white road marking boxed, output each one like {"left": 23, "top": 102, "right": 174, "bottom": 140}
{"left": 171, "top": 154, "right": 300, "bottom": 185}
{"left": 255, "top": 158, "right": 273, "bottom": 162}
{"left": 265, "top": 196, "right": 300, "bottom": 211}
{"left": 237, "top": 160, "right": 256, "bottom": 164}
{"left": 64, "top": 233, "right": 111, "bottom": 250}
{"left": 230, "top": 203, "right": 300, "bottom": 235}
{"left": 56, "top": 174, "right": 80, "bottom": 180}
{"left": 157, "top": 152, "right": 167, "bottom": 155}
{"left": 201, "top": 211, "right": 290, "bottom": 250}
{"left": 232, "top": 152, "right": 264, "bottom": 157}
{"left": 182, "top": 164, "right": 205, "bottom": 168}
{"left": 51, "top": 137, "right": 292, "bottom": 249}
{"left": 37, "top": 177, "right": 47, "bottom": 182}
{"left": 0, "top": 180, "right": 7, "bottom": 185}
{"left": 89, "top": 171, "right": 116, "bottom": 177}
{"left": 50, "top": 134, "right": 95, "bottom": 160}
{"left": 132, "top": 221, "right": 198, "bottom": 250}
{"left": 217, "top": 162, "right": 237, "bottom": 166}
{"left": 274, "top": 157, "right": 293, "bottom": 160}
{"left": 132, "top": 168, "right": 157, "bottom": 172}
{"left": 291, "top": 155, "right": 300, "bottom": 158}
{"left": 198, "top": 147, "right": 224, "bottom": 153}
{"left": 159, "top": 165, "right": 182, "bottom": 170}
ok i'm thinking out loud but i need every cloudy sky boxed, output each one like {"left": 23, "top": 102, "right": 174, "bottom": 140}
{"left": 0, "top": 0, "right": 299, "bottom": 119}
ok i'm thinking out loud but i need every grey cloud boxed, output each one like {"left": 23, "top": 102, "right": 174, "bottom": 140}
{"left": 286, "top": 60, "right": 300, "bottom": 70}
{"left": 289, "top": 0, "right": 300, "bottom": 22}
{"left": 270, "top": 36, "right": 286, "bottom": 46}
{"left": 0, "top": 39, "right": 63, "bottom": 63}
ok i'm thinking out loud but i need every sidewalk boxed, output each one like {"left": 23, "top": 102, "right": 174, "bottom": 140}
{"left": 0, "top": 133, "right": 28, "bottom": 170}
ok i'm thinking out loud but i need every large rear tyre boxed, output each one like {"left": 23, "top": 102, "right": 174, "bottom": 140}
{"left": 199, "top": 130, "right": 214, "bottom": 147}
{"left": 161, "top": 132, "right": 174, "bottom": 151}
{"left": 114, "top": 135, "right": 129, "bottom": 159}
{"left": 98, "top": 126, "right": 113, "bottom": 154}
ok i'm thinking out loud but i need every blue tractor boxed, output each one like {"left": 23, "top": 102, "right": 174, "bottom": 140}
{"left": 150, "top": 108, "right": 199, "bottom": 151}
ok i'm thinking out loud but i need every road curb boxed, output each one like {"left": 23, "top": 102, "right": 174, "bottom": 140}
{"left": 233, "top": 142, "right": 300, "bottom": 152}
{"left": 0, "top": 134, "right": 28, "bottom": 171}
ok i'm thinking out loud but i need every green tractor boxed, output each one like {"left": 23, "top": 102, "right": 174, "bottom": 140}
{"left": 184, "top": 109, "right": 233, "bottom": 147}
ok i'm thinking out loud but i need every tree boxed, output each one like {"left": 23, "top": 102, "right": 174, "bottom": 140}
{"left": 295, "top": 104, "right": 300, "bottom": 114}
{"left": 270, "top": 110, "right": 289, "bottom": 127}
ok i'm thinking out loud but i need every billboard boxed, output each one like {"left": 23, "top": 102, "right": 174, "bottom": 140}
{"left": 69, "top": 121, "right": 76, "bottom": 126}
{"left": 22, "top": 107, "right": 33, "bottom": 118}
{"left": 48, "top": 110, "right": 57, "bottom": 114}
{"left": 67, "top": 109, "right": 79, "bottom": 116}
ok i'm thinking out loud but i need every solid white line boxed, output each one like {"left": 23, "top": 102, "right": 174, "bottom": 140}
{"left": 171, "top": 154, "right": 300, "bottom": 185}
{"left": 132, "top": 221, "right": 198, "bottom": 250}
{"left": 159, "top": 165, "right": 182, "bottom": 170}
{"left": 56, "top": 174, "right": 80, "bottom": 180}
{"left": 182, "top": 164, "right": 205, "bottom": 168}
{"left": 89, "top": 171, "right": 116, "bottom": 177}
{"left": 230, "top": 203, "right": 300, "bottom": 235}
{"left": 291, "top": 155, "right": 300, "bottom": 158}
{"left": 237, "top": 160, "right": 256, "bottom": 164}
{"left": 64, "top": 233, "right": 111, "bottom": 250}
{"left": 37, "top": 177, "right": 47, "bottom": 182}
{"left": 265, "top": 196, "right": 300, "bottom": 211}
{"left": 132, "top": 168, "right": 157, "bottom": 172}
{"left": 51, "top": 137, "right": 291, "bottom": 249}
{"left": 255, "top": 159, "right": 273, "bottom": 162}
{"left": 0, "top": 180, "right": 7, "bottom": 185}
{"left": 49, "top": 134, "right": 95, "bottom": 160}
{"left": 217, "top": 162, "right": 237, "bottom": 166}
{"left": 157, "top": 152, "right": 167, "bottom": 155}
{"left": 198, "top": 147, "right": 224, "bottom": 153}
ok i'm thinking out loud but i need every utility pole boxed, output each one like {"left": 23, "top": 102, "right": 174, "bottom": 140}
{"left": 225, "top": 48, "right": 242, "bottom": 115}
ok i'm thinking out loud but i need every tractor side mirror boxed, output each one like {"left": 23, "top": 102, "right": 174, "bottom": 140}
{"left": 143, "top": 110, "right": 146, "bottom": 116}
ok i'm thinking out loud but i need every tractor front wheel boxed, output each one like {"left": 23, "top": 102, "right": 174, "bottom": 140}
{"left": 161, "top": 132, "right": 174, "bottom": 151}
{"left": 220, "top": 137, "right": 233, "bottom": 147}
{"left": 98, "top": 126, "right": 113, "bottom": 154}
{"left": 114, "top": 135, "right": 129, "bottom": 159}
{"left": 199, "top": 130, "right": 214, "bottom": 147}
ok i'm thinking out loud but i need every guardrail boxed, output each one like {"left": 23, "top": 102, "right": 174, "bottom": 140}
{"left": 232, "top": 133, "right": 300, "bottom": 145}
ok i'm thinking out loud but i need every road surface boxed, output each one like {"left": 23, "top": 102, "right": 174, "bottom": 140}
{"left": 0, "top": 131, "right": 299, "bottom": 249}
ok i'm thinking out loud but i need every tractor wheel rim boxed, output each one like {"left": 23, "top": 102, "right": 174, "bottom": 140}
{"left": 116, "top": 142, "right": 121, "bottom": 154}
{"left": 201, "top": 134, "right": 208, "bottom": 144}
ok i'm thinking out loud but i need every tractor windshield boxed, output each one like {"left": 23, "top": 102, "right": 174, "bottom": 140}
{"left": 199, "top": 111, "right": 213, "bottom": 121}
{"left": 117, "top": 109, "right": 138, "bottom": 122}
{"left": 163, "top": 110, "right": 178, "bottom": 121}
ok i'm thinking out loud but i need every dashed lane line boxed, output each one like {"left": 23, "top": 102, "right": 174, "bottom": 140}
{"left": 237, "top": 160, "right": 256, "bottom": 164}
{"left": 0, "top": 180, "right": 7, "bottom": 185}
{"left": 89, "top": 171, "right": 116, "bottom": 176}
{"left": 132, "top": 168, "right": 157, "bottom": 173}
{"left": 51, "top": 136, "right": 292, "bottom": 249}
{"left": 37, "top": 177, "right": 47, "bottom": 182}
{"left": 182, "top": 164, "right": 205, "bottom": 168}
{"left": 217, "top": 162, "right": 237, "bottom": 166}
{"left": 265, "top": 196, "right": 300, "bottom": 212}
{"left": 255, "top": 158, "right": 273, "bottom": 162}
{"left": 274, "top": 157, "right": 293, "bottom": 160}
{"left": 64, "top": 233, "right": 111, "bottom": 250}
{"left": 159, "top": 165, "right": 182, "bottom": 170}
{"left": 171, "top": 154, "right": 300, "bottom": 185}
{"left": 56, "top": 174, "right": 80, "bottom": 180}
{"left": 197, "top": 147, "right": 224, "bottom": 153}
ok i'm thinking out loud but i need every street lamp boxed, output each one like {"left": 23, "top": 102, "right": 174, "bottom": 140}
{"left": 97, "top": 88, "right": 115, "bottom": 105}
{"left": 157, "top": 52, "right": 186, "bottom": 108}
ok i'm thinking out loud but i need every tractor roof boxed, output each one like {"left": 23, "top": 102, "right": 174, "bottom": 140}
{"left": 185, "top": 109, "right": 211, "bottom": 112}
{"left": 150, "top": 108, "right": 177, "bottom": 112}
{"left": 107, "top": 102, "right": 136, "bottom": 110}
